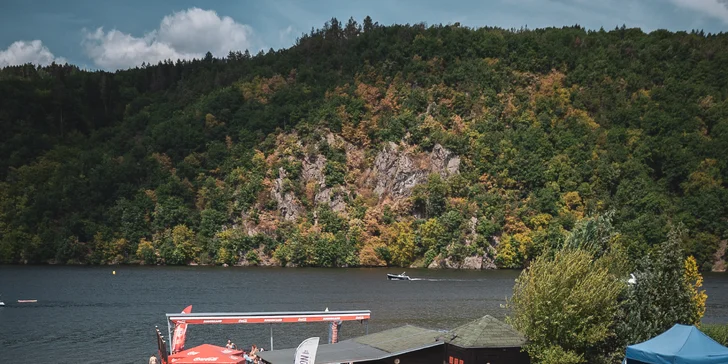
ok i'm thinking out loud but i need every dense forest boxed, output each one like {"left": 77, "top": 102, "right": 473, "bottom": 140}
{"left": 0, "top": 17, "right": 726, "bottom": 269}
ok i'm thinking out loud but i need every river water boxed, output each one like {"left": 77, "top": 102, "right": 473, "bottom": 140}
{"left": 0, "top": 266, "right": 726, "bottom": 364}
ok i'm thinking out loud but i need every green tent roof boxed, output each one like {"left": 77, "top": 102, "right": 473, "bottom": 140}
{"left": 445, "top": 315, "right": 527, "bottom": 349}
{"left": 352, "top": 324, "right": 443, "bottom": 353}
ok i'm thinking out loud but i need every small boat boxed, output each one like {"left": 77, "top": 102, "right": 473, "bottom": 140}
{"left": 0, "top": 296, "right": 4, "bottom": 307}
{"left": 17, "top": 299, "right": 37, "bottom": 303}
{"left": 387, "top": 272, "right": 411, "bottom": 280}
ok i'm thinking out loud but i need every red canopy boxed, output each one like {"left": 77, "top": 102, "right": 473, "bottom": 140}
{"left": 168, "top": 344, "right": 245, "bottom": 364}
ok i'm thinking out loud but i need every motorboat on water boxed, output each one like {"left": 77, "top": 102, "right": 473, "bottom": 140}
{"left": 387, "top": 272, "right": 411, "bottom": 280}
{"left": 17, "top": 299, "right": 37, "bottom": 303}
{"left": 0, "top": 296, "right": 4, "bottom": 307}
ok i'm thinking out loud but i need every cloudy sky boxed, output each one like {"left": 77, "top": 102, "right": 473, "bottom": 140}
{"left": 1, "top": 0, "right": 727, "bottom": 71}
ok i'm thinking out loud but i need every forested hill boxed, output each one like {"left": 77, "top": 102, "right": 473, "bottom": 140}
{"left": 1, "top": 18, "right": 727, "bottom": 269}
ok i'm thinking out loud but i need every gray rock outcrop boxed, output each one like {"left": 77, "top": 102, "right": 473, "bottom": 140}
{"left": 427, "top": 255, "right": 484, "bottom": 269}
{"left": 301, "top": 153, "right": 348, "bottom": 213}
{"left": 271, "top": 167, "right": 301, "bottom": 221}
{"left": 372, "top": 142, "right": 460, "bottom": 199}
{"left": 302, "top": 154, "right": 326, "bottom": 186}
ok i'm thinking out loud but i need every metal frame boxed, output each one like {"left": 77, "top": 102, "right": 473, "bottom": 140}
{"left": 165, "top": 310, "right": 371, "bottom": 354}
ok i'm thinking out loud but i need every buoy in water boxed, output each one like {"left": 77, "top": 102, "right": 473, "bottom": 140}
{"left": 112, "top": 270, "right": 116, "bottom": 275}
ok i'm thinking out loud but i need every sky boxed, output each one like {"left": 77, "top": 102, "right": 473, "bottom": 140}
{"left": 1, "top": 0, "right": 727, "bottom": 71}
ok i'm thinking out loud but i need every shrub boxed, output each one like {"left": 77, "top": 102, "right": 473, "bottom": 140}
{"left": 508, "top": 248, "right": 624, "bottom": 363}
{"left": 245, "top": 250, "right": 260, "bottom": 265}
{"left": 702, "top": 324, "right": 728, "bottom": 346}
{"left": 136, "top": 238, "right": 157, "bottom": 265}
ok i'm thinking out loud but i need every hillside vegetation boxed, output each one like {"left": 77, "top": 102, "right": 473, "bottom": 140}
{"left": 1, "top": 18, "right": 726, "bottom": 268}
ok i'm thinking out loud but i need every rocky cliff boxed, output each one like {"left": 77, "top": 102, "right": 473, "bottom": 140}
{"left": 244, "top": 130, "right": 490, "bottom": 268}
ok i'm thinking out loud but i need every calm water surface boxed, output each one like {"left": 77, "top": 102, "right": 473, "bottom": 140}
{"left": 0, "top": 266, "right": 726, "bottom": 364}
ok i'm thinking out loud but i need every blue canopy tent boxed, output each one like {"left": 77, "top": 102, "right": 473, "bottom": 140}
{"left": 625, "top": 324, "right": 728, "bottom": 364}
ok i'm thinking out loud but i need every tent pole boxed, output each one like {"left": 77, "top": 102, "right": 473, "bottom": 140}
{"left": 270, "top": 324, "right": 273, "bottom": 351}
{"left": 366, "top": 320, "right": 369, "bottom": 335}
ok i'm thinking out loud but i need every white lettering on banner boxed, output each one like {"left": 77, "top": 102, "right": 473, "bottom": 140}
{"left": 294, "top": 337, "right": 319, "bottom": 364}
{"left": 264, "top": 318, "right": 283, "bottom": 322}
{"left": 203, "top": 320, "right": 222, "bottom": 323}
{"left": 355, "top": 316, "right": 365, "bottom": 320}
{"left": 238, "top": 319, "right": 248, "bottom": 323}
{"left": 187, "top": 351, "right": 200, "bottom": 356}
{"left": 192, "top": 357, "right": 219, "bottom": 362}
{"left": 323, "top": 317, "right": 341, "bottom": 321}
{"left": 222, "top": 349, "right": 232, "bottom": 354}
{"left": 298, "top": 318, "right": 307, "bottom": 322}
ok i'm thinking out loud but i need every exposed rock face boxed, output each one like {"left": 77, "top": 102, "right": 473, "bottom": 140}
{"left": 372, "top": 142, "right": 423, "bottom": 198}
{"left": 301, "top": 154, "right": 348, "bottom": 213}
{"left": 713, "top": 240, "right": 727, "bottom": 272}
{"left": 271, "top": 167, "right": 301, "bottom": 221}
{"left": 428, "top": 255, "right": 484, "bottom": 269}
{"left": 482, "top": 246, "right": 498, "bottom": 270}
{"left": 461, "top": 255, "right": 484, "bottom": 269}
{"left": 256, "top": 133, "right": 474, "bottom": 268}
{"left": 427, "top": 257, "right": 442, "bottom": 269}
{"left": 480, "top": 236, "right": 500, "bottom": 270}
{"left": 430, "top": 144, "right": 461, "bottom": 177}
{"left": 314, "top": 187, "right": 347, "bottom": 213}
{"left": 239, "top": 212, "right": 256, "bottom": 235}
{"left": 466, "top": 216, "right": 479, "bottom": 245}
{"left": 302, "top": 154, "right": 326, "bottom": 186}
{"left": 372, "top": 142, "right": 460, "bottom": 199}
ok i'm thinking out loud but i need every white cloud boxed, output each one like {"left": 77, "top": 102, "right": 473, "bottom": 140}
{"left": 279, "top": 25, "right": 297, "bottom": 46}
{"left": 279, "top": 25, "right": 294, "bottom": 41}
{"left": 82, "top": 8, "right": 257, "bottom": 70}
{"left": 670, "top": 0, "right": 728, "bottom": 24}
{"left": 0, "top": 40, "right": 66, "bottom": 67}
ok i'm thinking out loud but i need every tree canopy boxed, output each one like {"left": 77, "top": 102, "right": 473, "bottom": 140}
{"left": 1, "top": 18, "right": 726, "bottom": 267}
{"left": 509, "top": 217, "right": 707, "bottom": 363}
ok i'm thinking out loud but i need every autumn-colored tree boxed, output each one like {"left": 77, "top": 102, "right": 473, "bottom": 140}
{"left": 136, "top": 238, "right": 157, "bottom": 265}
{"left": 419, "top": 218, "right": 447, "bottom": 255}
{"left": 389, "top": 221, "right": 416, "bottom": 267}
{"left": 684, "top": 256, "right": 707, "bottom": 324}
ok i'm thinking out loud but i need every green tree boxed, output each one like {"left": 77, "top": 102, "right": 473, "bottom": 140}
{"left": 550, "top": 211, "right": 619, "bottom": 261}
{"left": 157, "top": 225, "right": 199, "bottom": 265}
{"left": 1, "top": 20, "right": 728, "bottom": 269}
{"left": 214, "top": 229, "right": 246, "bottom": 265}
{"left": 425, "top": 174, "right": 447, "bottom": 217}
{"left": 171, "top": 224, "right": 199, "bottom": 263}
{"left": 508, "top": 248, "right": 624, "bottom": 363}
{"left": 615, "top": 228, "right": 706, "bottom": 346}
{"left": 136, "top": 238, "right": 157, "bottom": 265}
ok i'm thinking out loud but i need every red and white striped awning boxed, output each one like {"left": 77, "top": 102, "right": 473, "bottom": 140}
{"left": 167, "top": 310, "right": 371, "bottom": 325}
